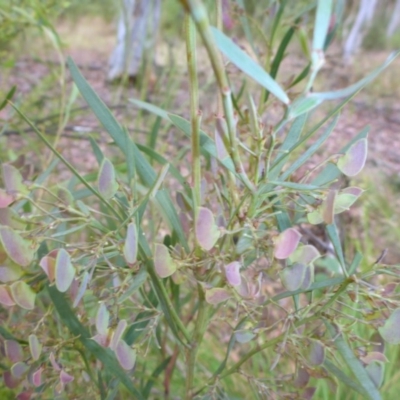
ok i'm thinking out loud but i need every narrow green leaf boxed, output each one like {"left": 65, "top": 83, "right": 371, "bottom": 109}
{"left": 326, "top": 223, "right": 347, "bottom": 275}
{"left": 324, "top": 359, "right": 366, "bottom": 396}
{"left": 210, "top": 26, "right": 289, "bottom": 104}
{"left": 325, "top": 321, "right": 382, "bottom": 400}
{"left": 0, "top": 85, "right": 17, "bottom": 111}
{"left": 313, "top": 0, "right": 333, "bottom": 52}
{"left": 67, "top": 58, "right": 188, "bottom": 251}
{"left": 142, "top": 356, "right": 172, "bottom": 398}
{"left": 309, "top": 51, "right": 400, "bottom": 101}
{"left": 280, "top": 113, "right": 339, "bottom": 181}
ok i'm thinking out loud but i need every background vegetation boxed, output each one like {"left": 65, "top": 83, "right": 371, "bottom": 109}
{"left": 1, "top": 0, "right": 400, "bottom": 399}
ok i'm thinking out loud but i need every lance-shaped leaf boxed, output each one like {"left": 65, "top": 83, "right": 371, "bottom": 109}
{"left": 337, "top": 138, "right": 368, "bottom": 177}
{"left": 205, "top": 287, "right": 232, "bottom": 305}
{"left": 0, "top": 284, "right": 15, "bottom": 306}
{"left": 154, "top": 244, "right": 177, "bottom": 278}
{"left": 210, "top": 27, "right": 289, "bottom": 104}
{"left": 98, "top": 157, "right": 118, "bottom": 199}
{"left": 96, "top": 302, "right": 110, "bottom": 336}
{"left": 123, "top": 222, "right": 138, "bottom": 265}
{"left": 0, "top": 188, "right": 14, "bottom": 208}
{"left": 115, "top": 340, "right": 137, "bottom": 370}
{"left": 0, "top": 264, "right": 23, "bottom": 283}
{"left": 5, "top": 340, "right": 23, "bottom": 363}
{"left": 28, "top": 334, "right": 42, "bottom": 361}
{"left": 2, "top": 164, "right": 27, "bottom": 195}
{"left": 10, "top": 281, "right": 35, "bottom": 310}
{"left": 55, "top": 248, "right": 75, "bottom": 293}
{"left": 378, "top": 308, "right": 400, "bottom": 344}
{"left": 280, "top": 263, "right": 307, "bottom": 291}
{"left": 274, "top": 228, "right": 301, "bottom": 259}
{"left": 224, "top": 261, "right": 241, "bottom": 286}
{"left": 0, "top": 226, "right": 34, "bottom": 267}
{"left": 196, "top": 207, "right": 220, "bottom": 250}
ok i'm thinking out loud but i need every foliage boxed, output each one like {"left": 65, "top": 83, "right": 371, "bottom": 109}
{"left": 1, "top": 0, "right": 400, "bottom": 399}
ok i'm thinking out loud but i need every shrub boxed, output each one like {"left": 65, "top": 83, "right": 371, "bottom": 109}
{"left": 1, "top": 0, "right": 399, "bottom": 399}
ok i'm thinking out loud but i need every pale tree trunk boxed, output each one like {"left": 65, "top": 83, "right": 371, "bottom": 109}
{"left": 108, "top": 0, "right": 161, "bottom": 81}
{"left": 343, "top": 0, "right": 379, "bottom": 63}
{"left": 387, "top": 0, "right": 400, "bottom": 37}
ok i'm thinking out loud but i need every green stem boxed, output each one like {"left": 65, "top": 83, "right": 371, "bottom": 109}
{"left": 181, "top": 0, "right": 254, "bottom": 192}
{"left": 185, "top": 284, "right": 209, "bottom": 399}
{"left": 185, "top": 14, "right": 201, "bottom": 209}
{"left": 10, "top": 102, "right": 122, "bottom": 221}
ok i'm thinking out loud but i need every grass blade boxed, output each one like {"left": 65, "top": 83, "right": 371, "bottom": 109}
{"left": 67, "top": 58, "right": 188, "bottom": 251}
{"left": 210, "top": 26, "right": 289, "bottom": 104}
{"left": 325, "top": 321, "right": 382, "bottom": 400}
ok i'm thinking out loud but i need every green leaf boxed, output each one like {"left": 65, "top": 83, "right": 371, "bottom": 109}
{"left": 378, "top": 308, "right": 400, "bottom": 344}
{"left": 313, "top": 0, "right": 333, "bottom": 52}
{"left": 47, "top": 285, "right": 145, "bottom": 399}
{"left": 309, "top": 51, "right": 400, "bottom": 101}
{"left": 337, "top": 138, "right": 368, "bottom": 177}
{"left": 324, "top": 359, "right": 366, "bottom": 396}
{"left": 205, "top": 287, "right": 232, "bottom": 305}
{"left": 123, "top": 222, "right": 138, "bottom": 265}
{"left": 325, "top": 321, "right": 382, "bottom": 400}
{"left": 142, "top": 356, "right": 172, "bottom": 398}
{"left": 98, "top": 158, "right": 118, "bottom": 199}
{"left": 10, "top": 281, "right": 35, "bottom": 310}
{"left": 55, "top": 248, "right": 75, "bottom": 293}
{"left": 67, "top": 58, "right": 188, "bottom": 251}
{"left": 117, "top": 267, "right": 147, "bottom": 304}
{"left": 280, "top": 263, "right": 307, "bottom": 291}
{"left": 195, "top": 207, "right": 220, "bottom": 251}
{"left": 0, "top": 226, "right": 34, "bottom": 267}
{"left": 154, "top": 243, "right": 177, "bottom": 278}
{"left": 0, "top": 85, "right": 17, "bottom": 111}
{"left": 210, "top": 26, "right": 289, "bottom": 104}
{"left": 280, "top": 113, "right": 339, "bottom": 181}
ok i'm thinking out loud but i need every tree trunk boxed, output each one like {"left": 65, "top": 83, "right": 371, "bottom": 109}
{"left": 387, "top": 0, "right": 400, "bottom": 37}
{"left": 343, "top": 0, "right": 379, "bottom": 63}
{"left": 108, "top": 0, "right": 161, "bottom": 81}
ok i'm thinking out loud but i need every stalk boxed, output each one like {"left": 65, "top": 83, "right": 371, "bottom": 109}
{"left": 185, "top": 14, "right": 201, "bottom": 209}
{"left": 185, "top": 284, "right": 209, "bottom": 399}
{"left": 180, "top": 0, "right": 254, "bottom": 192}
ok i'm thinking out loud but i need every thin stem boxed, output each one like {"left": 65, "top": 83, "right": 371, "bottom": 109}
{"left": 10, "top": 102, "right": 122, "bottom": 221}
{"left": 180, "top": 0, "right": 254, "bottom": 192}
{"left": 185, "top": 284, "right": 210, "bottom": 399}
{"left": 185, "top": 14, "right": 201, "bottom": 209}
